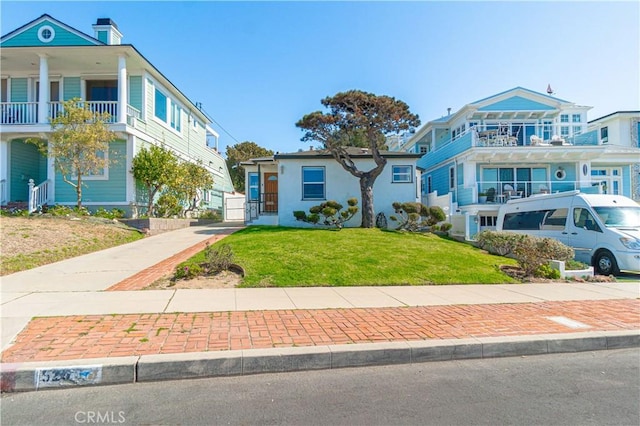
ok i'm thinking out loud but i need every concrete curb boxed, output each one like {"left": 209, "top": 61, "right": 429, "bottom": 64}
{"left": 2, "top": 330, "right": 638, "bottom": 392}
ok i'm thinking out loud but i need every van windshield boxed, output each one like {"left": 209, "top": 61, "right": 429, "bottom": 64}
{"left": 593, "top": 206, "right": 640, "bottom": 228}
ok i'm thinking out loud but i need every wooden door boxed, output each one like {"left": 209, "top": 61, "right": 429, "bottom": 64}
{"left": 264, "top": 172, "right": 278, "bottom": 212}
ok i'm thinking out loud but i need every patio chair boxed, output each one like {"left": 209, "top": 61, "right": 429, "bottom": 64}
{"left": 530, "top": 135, "right": 543, "bottom": 146}
{"left": 485, "top": 187, "right": 496, "bottom": 203}
{"left": 504, "top": 184, "right": 522, "bottom": 200}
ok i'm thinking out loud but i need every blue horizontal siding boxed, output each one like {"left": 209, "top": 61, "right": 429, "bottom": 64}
{"left": 63, "top": 77, "right": 81, "bottom": 100}
{"left": 9, "top": 140, "right": 45, "bottom": 202}
{"left": 418, "top": 132, "right": 472, "bottom": 171}
{"left": 55, "top": 140, "right": 127, "bottom": 203}
{"left": 10, "top": 78, "right": 28, "bottom": 102}
{"left": 478, "top": 96, "right": 555, "bottom": 111}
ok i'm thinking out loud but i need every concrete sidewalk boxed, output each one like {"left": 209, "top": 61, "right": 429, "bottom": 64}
{"left": 1, "top": 223, "right": 639, "bottom": 392}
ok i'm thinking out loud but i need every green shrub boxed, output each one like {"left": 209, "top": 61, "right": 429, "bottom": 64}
{"left": 155, "top": 193, "right": 182, "bottom": 218}
{"left": 198, "top": 209, "right": 221, "bottom": 221}
{"left": 535, "top": 264, "right": 561, "bottom": 279}
{"left": 174, "top": 261, "right": 202, "bottom": 280}
{"left": 47, "top": 205, "right": 75, "bottom": 216}
{"left": 94, "top": 207, "right": 126, "bottom": 219}
{"left": 566, "top": 259, "right": 589, "bottom": 270}
{"left": 513, "top": 235, "right": 574, "bottom": 277}
{"left": 475, "top": 230, "right": 524, "bottom": 256}
{"left": 476, "top": 230, "right": 574, "bottom": 277}
{"left": 203, "top": 243, "right": 234, "bottom": 274}
{"left": 440, "top": 223, "right": 452, "bottom": 232}
{"left": 1, "top": 207, "right": 30, "bottom": 217}
{"left": 389, "top": 202, "right": 446, "bottom": 232}
{"left": 293, "top": 198, "right": 358, "bottom": 229}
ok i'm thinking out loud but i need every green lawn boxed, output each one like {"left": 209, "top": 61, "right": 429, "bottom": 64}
{"left": 191, "top": 226, "right": 518, "bottom": 286}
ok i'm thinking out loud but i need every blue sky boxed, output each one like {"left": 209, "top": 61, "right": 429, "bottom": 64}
{"left": 2, "top": 1, "right": 639, "bottom": 156}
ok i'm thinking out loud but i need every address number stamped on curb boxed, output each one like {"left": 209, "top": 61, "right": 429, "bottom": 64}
{"left": 35, "top": 365, "right": 102, "bottom": 389}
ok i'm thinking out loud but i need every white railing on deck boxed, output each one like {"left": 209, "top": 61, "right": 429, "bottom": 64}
{"left": 1, "top": 101, "right": 121, "bottom": 124}
{"left": 126, "top": 105, "right": 142, "bottom": 126}
{"left": 0, "top": 102, "right": 38, "bottom": 124}
{"left": 28, "top": 179, "right": 50, "bottom": 213}
{"left": 49, "top": 101, "right": 118, "bottom": 123}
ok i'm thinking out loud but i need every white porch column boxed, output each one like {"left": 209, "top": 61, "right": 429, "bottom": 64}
{"left": 0, "top": 141, "right": 9, "bottom": 203}
{"left": 38, "top": 54, "right": 49, "bottom": 124}
{"left": 117, "top": 55, "right": 127, "bottom": 124}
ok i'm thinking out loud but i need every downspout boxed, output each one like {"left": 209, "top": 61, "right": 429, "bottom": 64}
{"left": 257, "top": 163, "right": 261, "bottom": 215}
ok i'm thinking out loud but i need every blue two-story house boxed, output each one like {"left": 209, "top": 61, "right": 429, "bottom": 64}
{"left": 0, "top": 14, "right": 234, "bottom": 217}
{"left": 391, "top": 87, "right": 640, "bottom": 239}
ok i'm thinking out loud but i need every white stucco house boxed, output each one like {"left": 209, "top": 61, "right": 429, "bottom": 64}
{"left": 242, "top": 147, "right": 423, "bottom": 228}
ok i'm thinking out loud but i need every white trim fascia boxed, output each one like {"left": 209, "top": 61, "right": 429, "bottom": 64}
{"left": 205, "top": 124, "right": 219, "bottom": 138}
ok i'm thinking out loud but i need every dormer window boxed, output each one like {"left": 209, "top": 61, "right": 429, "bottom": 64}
{"left": 38, "top": 25, "right": 55, "bottom": 43}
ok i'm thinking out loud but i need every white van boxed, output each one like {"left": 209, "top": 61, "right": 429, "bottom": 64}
{"left": 496, "top": 191, "right": 640, "bottom": 275}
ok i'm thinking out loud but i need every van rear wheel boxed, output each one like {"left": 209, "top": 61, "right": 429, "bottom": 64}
{"left": 594, "top": 250, "right": 619, "bottom": 276}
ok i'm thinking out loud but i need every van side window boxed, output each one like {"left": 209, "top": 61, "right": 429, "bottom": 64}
{"left": 540, "top": 208, "right": 568, "bottom": 230}
{"left": 573, "top": 208, "right": 601, "bottom": 232}
{"left": 503, "top": 208, "right": 567, "bottom": 231}
{"left": 503, "top": 211, "right": 545, "bottom": 230}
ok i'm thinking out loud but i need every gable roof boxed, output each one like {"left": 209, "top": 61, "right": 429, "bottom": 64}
{"left": 1, "top": 14, "right": 213, "bottom": 125}
{"left": 0, "top": 14, "right": 103, "bottom": 47}
{"left": 275, "top": 147, "right": 423, "bottom": 160}
{"left": 470, "top": 86, "right": 570, "bottom": 105}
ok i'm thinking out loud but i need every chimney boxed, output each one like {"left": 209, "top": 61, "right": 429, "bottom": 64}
{"left": 447, "top": 108, "right": 452, "bottom": 116}
{"left": 92, "top": 18, "right": 122, "bottom": 45}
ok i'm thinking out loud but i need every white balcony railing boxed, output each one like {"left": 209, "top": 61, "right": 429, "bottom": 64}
{"left": 0, "top": 102, "right": 38, "bottom": 124}
{"left": 476, "top": 180, "right": 605, "bottom": 204}
{"left": 0, "top": 101, "right": 120, "bottom": 125}
{"left": 49, "top": 101, "right": 118, "bottom": 123}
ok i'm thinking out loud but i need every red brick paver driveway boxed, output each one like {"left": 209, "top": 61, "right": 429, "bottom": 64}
{"left": 2, "top": 299, "right": 638, "bottom": 363}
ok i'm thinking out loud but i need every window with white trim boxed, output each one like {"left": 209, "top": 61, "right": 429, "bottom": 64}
{"left": 392, "top": 165, "right": 412, "bottom": 183}
{"left": 74, "top": 150, "right": 109, "bottom": 180}
{"left": 248, "top": 172, "right": 259, "bottom": 201}
{"left": 38, "top": 25, "right": 55, "bottom": 43}
{"left": 154, "top": 89, "right": 167, "bottom": 122}
{"left": 170, "top": 100, "right": 181, "bottom": 131}
{"left": 449, "top": 166, "right": 455, "bottom": 190}
{"left": 572, "top": 114, "right": 581, "bottom": 123}
{"left": 302, "top": 167, "right": 325, "bottom": 200}
{"left": 154, "top": 87, "right": 182, "bottom": 133}
{"left": 560, "top": 114, "right": 569, "bottom": 123}
{"left": 600, "top": 126, "right": 608, "bottom": 143}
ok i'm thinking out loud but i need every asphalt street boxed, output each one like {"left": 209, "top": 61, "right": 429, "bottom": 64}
{"left": 2, "top": 348, "right": 638, "bottom": 425}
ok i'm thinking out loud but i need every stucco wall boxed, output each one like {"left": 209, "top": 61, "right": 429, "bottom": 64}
{"left": 277, "top": 157, "right": 420, "bottom": 228}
